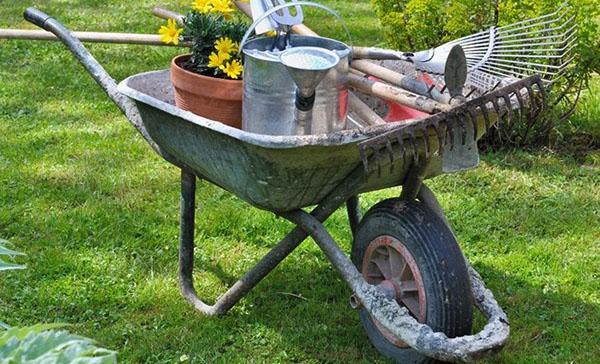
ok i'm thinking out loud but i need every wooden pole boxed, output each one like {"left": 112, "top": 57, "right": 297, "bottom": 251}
{"left": 347, "top": 73, "right": 450, "bottom": 113}
{"left": 347, "top": 93, "right": 386, "bottom": 126}
{"left": 351, "top": 59, "right": 451, "bottom": 104}
{"left": 152, "top": 7, "right": 185, "bottom": 25}
{"left": 352, "top": 46, "right": 405, "bottom": 60}
{"left": 0, "top": 28, "right": 191, "bottom": 47}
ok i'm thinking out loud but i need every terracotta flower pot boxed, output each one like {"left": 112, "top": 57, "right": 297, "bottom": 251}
{"left": 170, "top": 54, "right": 242, "bottom": 128}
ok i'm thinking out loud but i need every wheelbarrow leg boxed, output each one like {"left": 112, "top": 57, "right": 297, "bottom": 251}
{"left": 178, "top": 169, "right": 353, "bottom": 316}
{"left": 346, "top": 196, "right": 361, "bottom": 236}
{"left": 400, "top": 160, "right": 430, "bottom": 201}
{"left": 178, "top": 162, "right": 376, "bottom": 315}
{"left": 179, "top": 169, "right": 199, "bottom": 309}
{"left": 179, "top": 169, "right": 304, "bottom": 315}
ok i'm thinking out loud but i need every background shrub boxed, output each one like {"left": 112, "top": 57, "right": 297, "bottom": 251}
{"left": 371, "top": 0, "right": 600, "bottom": 147}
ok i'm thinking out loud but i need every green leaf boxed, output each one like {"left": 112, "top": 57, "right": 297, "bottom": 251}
{"left": 0, "top": 245, "right": 25, "bottom": 257}
{"left": 0, "top": 259, "right": 25, "bottom": 271}
{"left": 0, "top": 239, "right": 25, "bottom": 271}
{"left": 0, "top": 324, "right": 68, "bottom": 342}
{"left": 0, "top": 326, "right": 116, "bottom": 363}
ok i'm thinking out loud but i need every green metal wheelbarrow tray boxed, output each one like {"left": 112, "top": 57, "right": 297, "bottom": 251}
{"left": 24, "top": 8, "right": 546, "bottom": 363}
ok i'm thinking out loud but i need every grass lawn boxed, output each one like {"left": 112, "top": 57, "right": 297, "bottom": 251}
{"left": 1, "top": 1, "right": 598, "bottom": 363}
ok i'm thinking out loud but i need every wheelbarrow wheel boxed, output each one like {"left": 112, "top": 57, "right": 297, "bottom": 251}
{"left": 351, "top": 198, "right": 473, "bottom": 364}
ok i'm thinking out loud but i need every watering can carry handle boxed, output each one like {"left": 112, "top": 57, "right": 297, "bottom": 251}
{"left": 239, "top": 1, "right": 352, "bottom": 52}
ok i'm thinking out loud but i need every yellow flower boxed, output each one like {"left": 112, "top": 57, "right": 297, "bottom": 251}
{"left": 192, "top": 0, "right": 213, "bottom": 13}
{"left": 158, "top": 18, "right": 183, "bottom": 45}
{"left": 219, "top": 59, "right": 244, "bottom": 79}
{"left": 218, "top": 51, "right": 232, "bottom": 61}
{"left": 214, "top": 37, "right": 237, "bottom": 55}
{"left": 210, "top": 0, "right": 235, "bottom": 19}
{"left": 208, "top": 52, "right": 229, "bottom": 68}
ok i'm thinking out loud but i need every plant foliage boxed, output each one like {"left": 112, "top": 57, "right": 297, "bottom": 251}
{"left": 183, "top": 11, "right": 248, "bottom": 75}
{"left": 0, "top": 241, "right": 117, "bottom": 363}
{"left": 0, "top": 238, "right": 25, "bottom": 272}
{"left": 371, "top": 0, "right": 600, "bottom": 146}
{"left": 0, "top": 325, "right": 117, "bottom": 363}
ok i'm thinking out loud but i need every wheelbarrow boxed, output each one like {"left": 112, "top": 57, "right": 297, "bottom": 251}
{"left": 23, "top": 8, "right": 546, "bottom": 363}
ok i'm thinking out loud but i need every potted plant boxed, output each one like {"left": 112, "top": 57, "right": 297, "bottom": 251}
{"left": 158, "top": 0, "right": 249, "bottom": 128}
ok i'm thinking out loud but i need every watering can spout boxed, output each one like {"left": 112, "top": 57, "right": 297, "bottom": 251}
{"left": 280, "top": 46, "right": 340, "bottom": 134}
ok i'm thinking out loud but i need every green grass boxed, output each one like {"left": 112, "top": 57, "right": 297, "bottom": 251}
{"left": 1, "top": 1, "right": 599, "bottom": 363}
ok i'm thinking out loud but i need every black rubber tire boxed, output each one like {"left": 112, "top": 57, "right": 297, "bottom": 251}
{"left": 351, "top": 198, "right": 473, "bottom": 364}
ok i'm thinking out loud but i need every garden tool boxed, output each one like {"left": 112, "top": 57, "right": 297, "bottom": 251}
{"left": 353, "top": 3, "right": 575, "bottom": 92}
{"left": 261, "top": 0, "right": 305, "bottom": 50}
{"left": 350, "top": 44, "right": 468, "bottom": 106}
{"left": 250, "top": 0, "right": 278, "bottom": 35}
{"left": 358, "top": 75, "right": 546, "bottom": 174}
{"left": 21, "top": 5, "right": 553, "bottom": 361}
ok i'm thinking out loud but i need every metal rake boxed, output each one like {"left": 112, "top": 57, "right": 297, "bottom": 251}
{"left": 358, "top": 75, "right": 546, "bottom": 176}
{"left": 356, "top": 3, "right": 575, "bottom": 92}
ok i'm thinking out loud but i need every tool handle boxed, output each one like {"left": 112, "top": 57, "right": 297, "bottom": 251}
{"left": 0, "top": 28, "right": 189, "bottom": 46}
{"left": 352, "top": 46, "right": 407, "bottom": 60}
{"left": 152, "top": 6, "right": 185, "bottom": 24}
{"left": 347, "top": 73, "right": 450, "bottom": 114}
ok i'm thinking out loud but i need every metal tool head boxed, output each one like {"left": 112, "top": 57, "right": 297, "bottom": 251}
{"left": 280, "top": 46, "right": 340, "bottom": 97}
{"left": 403, "top": 4, "right": 575, "bottom": 92}
{"left": 357, "top": 75, "right": 546, "bottom": 176}
{"left": 457, "top": 3, "right": 576, "bottom": 91}
{"left": 266, "top": 0, "right": 304, "bottom": 26}
{"left": 444, "top": 45, "right": 467, "bottom": 98}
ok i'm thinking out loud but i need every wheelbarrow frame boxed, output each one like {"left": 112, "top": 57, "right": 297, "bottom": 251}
{"left": 22, "top": 7, "right": 532, "bottom": 363}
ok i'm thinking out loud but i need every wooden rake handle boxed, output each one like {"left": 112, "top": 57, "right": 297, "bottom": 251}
{"left": 0, "top": 28, "right": 190, "bottom": 46}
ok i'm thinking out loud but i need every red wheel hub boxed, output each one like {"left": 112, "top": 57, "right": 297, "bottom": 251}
{"left": 361, "top": 235, "right": 427, "bottom": 347}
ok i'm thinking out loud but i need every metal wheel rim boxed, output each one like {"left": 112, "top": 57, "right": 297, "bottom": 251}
{"left": 361, "top": 235, "right": 427, "bottom": 348}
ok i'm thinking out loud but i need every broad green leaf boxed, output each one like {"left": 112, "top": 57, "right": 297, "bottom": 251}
{"left": 0, "top": 245, "right": 25, "bottom": 257}
{"left": 0, "top": 327, "right": 116, "bottom": 363}
{"left": 0, "top": 239, "right": 25, "bottom": 271}
{"left": 0, "top": 324, "right": 68, "bottom": 343}
{"left": 0, "top": 259, "right": 25, "bottom": 271}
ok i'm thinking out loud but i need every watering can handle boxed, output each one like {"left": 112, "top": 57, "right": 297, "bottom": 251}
{"left": 239, "top": 1, "right": 352, "bottom": 53}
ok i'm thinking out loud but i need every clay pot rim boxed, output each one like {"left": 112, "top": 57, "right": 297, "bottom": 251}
{"left": 171, "top": 54, "right": 243, "bottom": 84}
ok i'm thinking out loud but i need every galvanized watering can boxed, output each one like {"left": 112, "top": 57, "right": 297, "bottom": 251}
{"left": 240, "top": 2, "right": 352, "bottom": 136}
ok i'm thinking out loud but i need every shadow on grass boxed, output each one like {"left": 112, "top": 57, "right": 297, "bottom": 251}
{"left": 115, "top": 236, "right": 599, "bottom": 363}
{"left": 472, "top": 262, "right": 600, "bottom": 363}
